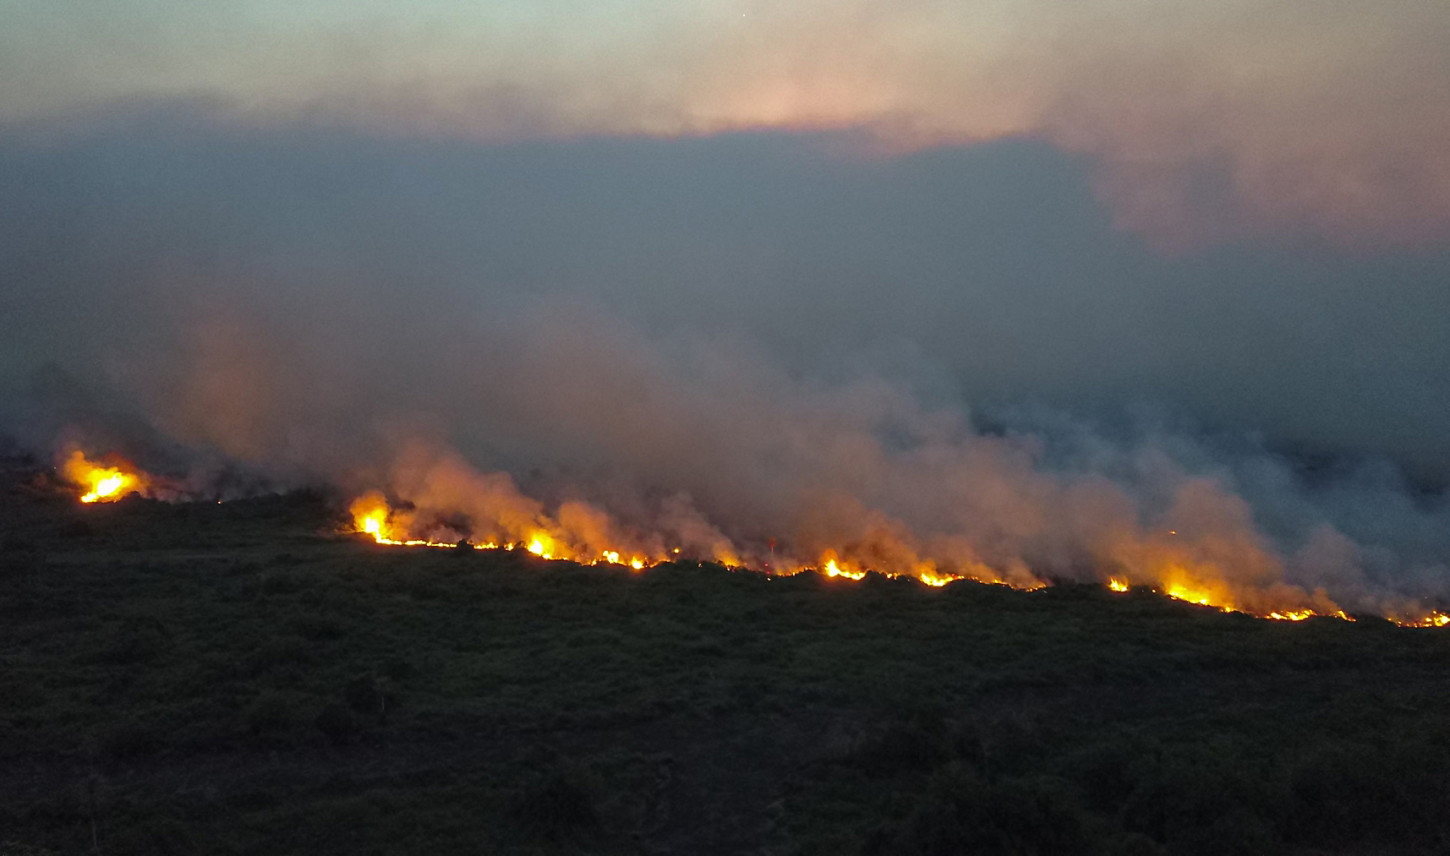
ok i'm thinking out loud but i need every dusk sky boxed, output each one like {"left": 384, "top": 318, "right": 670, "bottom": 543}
{"left": 3, "top": 1, "right": 1450, "bottom": 610}
{"left": 6, "top": 1, "right": 1450, "bottom": 246}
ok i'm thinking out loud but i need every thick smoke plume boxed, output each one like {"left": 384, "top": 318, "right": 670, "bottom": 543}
{"left": 15, "top": 293, "right": 1450, "bottom": 621}
{"left": 2, "top": 112, "right": 1448, "bottom": 621}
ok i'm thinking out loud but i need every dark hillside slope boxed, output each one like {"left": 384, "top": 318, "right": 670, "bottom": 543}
{"left": 3, "top": 474, "right": 1449, "bottom": 855}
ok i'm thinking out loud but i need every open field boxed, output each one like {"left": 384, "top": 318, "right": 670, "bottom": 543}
{"left": 3, "top": 471, "right": 1450, "bottom": 855}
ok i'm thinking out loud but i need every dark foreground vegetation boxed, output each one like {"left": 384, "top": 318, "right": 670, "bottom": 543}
{"left": 3, "top": 471, "right": 1450, "bottom": 854}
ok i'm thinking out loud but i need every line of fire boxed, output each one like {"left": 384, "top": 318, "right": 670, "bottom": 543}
{"left": 56, "top": 448, "right": 1450, "bottom": 629}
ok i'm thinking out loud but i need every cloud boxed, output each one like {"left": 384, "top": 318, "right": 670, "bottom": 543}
{"left": 5, "top": 0, "right": 1447, "bottom": 246}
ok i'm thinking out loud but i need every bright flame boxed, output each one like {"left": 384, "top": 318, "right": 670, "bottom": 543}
{"left": 350, "top": 491, "right": 394, "bottom": 543}
{"left": 821, "top": 552, "right": 865, "bottom": 581}
{"left": 527, "top": 537, "right": 554, "bottom": 559}
{"left": 918, "top": 569, "right": 962, "bottom": 587}
{"left": 1267, "top": 610, "right": 1314, "bottom": 622}
{"left": 1164, "top": 583, "right": 1223, "bottom": 609}
{"left": 63, "top": 450, "right": 145, "bottom": 503}
{"left": 1400, "top": 611, "right": 1450, "bottom": 628}
{"left": 338, "top": 489, "right": 1446, "bottom": 628}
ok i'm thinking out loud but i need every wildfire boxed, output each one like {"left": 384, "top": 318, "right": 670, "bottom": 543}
{"left": 336, "top": 488, "right": 1450, "bottom": 629}
{"left": 42, "top": 442, "right": 1447, "bottom": 629}
{"left": 919, "top": 568, "right": 964, "bottom": 588}
{"left": 350, "top": 491, "right": 395, "bottom": 542}
{"left": 1165, "top": 584, "right": 1221, "bottom": 609}
{"left": 821, "top": 551, "right": 866, "bottom": 581}
{"left": 1400, "top": 611, "right": 1450, "bottom": 628}
{"left": 1267, "top": 610, "right": 1315, "bottom": 622}
{"left": 62, "top": 450, "right": 147, "bottom": 503}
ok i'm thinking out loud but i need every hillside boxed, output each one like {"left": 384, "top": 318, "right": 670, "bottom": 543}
{"left": 3, "top": 474, "right": 1449, "bottom": 855}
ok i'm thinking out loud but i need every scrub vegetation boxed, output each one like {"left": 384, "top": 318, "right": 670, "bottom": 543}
{"left": 3, "top": 476, "right": 1449, "bottom": 855}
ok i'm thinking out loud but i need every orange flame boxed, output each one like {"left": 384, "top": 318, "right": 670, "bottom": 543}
{"left": 63, "top": 450, "right": 147, "bottom": 503}
{"left": 350, "top": 491, "right": 394, "bottom": 542}
{"left": 342, "top": 489, "right": 1448, "bottom": 628}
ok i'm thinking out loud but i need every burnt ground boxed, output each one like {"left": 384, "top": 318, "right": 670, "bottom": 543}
{"left": 2, "top": 465, "right": 1450, "bottom": 855}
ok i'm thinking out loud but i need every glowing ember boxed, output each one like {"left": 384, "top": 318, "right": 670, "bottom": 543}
{"left": 63, "top": 450, "right": 146, "bottom": 503}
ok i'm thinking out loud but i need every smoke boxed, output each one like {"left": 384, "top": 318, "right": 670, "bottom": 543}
{"left": 13, "top": 282, "right": 1450, "bottom": 618}
{"left": 4, "top": 0, "right": 1448, "bottom": 247}
{"left": 1, "top": 110, "right": 1448, "bottom": 618}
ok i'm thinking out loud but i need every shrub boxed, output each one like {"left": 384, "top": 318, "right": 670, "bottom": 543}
{"left": 290, "top": 615, "right": 345, "bottom": 641}
{"left": 245, "top": 692, "right": 294, "bottom": 736}
{"left": 1286, "top": 743, "right": 1402, "bottom": 844}
{"left": 94, "top": 720, "right": 165, "bottom": 760}
{"left": 871, "top": 765, "right": 1095, "bottom": 856}
{"left": 508, "top": 769, "right": 601, "bottom": 843}
{"left": 344, "top": 674, "right": 397, "bottom": 721}
{"left": 844, "top": 713, "right": 963, "bottom": 779}
{"left": 314, "top": 704, "right": 359, "bottom": 746}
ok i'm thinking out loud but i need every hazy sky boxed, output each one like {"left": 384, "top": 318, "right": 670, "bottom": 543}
{"left": 4, "top": 0, "right": 1449, "bottom": 247}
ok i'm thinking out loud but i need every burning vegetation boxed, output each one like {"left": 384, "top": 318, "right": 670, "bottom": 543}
{"left": 61, "top": 449, "right": 150, "bottom": 504}
{"left": 338, "top": 480, "right": 1449, "bottom": 628}
{"left": 48, "top": 442, "right": 1449, "bottom": 629}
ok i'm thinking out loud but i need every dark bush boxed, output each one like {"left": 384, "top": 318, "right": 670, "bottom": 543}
{"left": 382, "top": 658, "right": 415, "bottom": 681}
{"left": 105, "top": 814, "right": 196, "bottom": 856}
{"left": 259, "top": 571, "right": 307, "bottom": 595}
{"left": 243, "top": 638, "right": 314, "bottom": 677}
{"left": 245, "top": 692, "right": 294, "bottom": 736}
{"left": 291, "top": 615, "right": 345, "bottom": 641}
{"left": 92, "top": 617, "right": 168, "bottom": 665}
{"left": 508, "top": 769, "right": 601, "bottom": 843}
{"left": 1286, "top": 743, "right": 1402, "bottom": 844}
{"left": 872, "top": 765, "right": 1095, "bottom": 856}
{"left": 94, "top": 721, "right": 164, "bottom": 760}
{"left": 314, "top": 704, "right": 359, "bottom": 746}
{"left": 1, "top": 533, "right": 36, "bottom": 553}
{"left": 1118, "top": 746, "right": 1277, "bottom": 854}
{"left": 1110, "top": 832, "right": 1166, "bottom": 856}
{"left": 846, "top": 719, "right": 953, "bottom": 778}
{"left": 1060, "top": 735, "right": 1159, "bottom": 814}
{"left": 59, "top": 520, "right": 94, "bottom": 539}
{"left": 344, "top": 674, "right": 396, "bottom": 720}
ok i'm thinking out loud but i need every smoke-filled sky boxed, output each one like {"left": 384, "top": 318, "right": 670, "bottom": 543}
{"left": 6, "top": 0, "right": 1450, "bottom": 246}
{"left": 2, "top": 1, "right": 1449, "bottom": 615}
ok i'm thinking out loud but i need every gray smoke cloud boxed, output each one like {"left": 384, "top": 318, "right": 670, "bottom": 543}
{"left": 2, "top": 105, "right": 1447, "bottom": 617}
